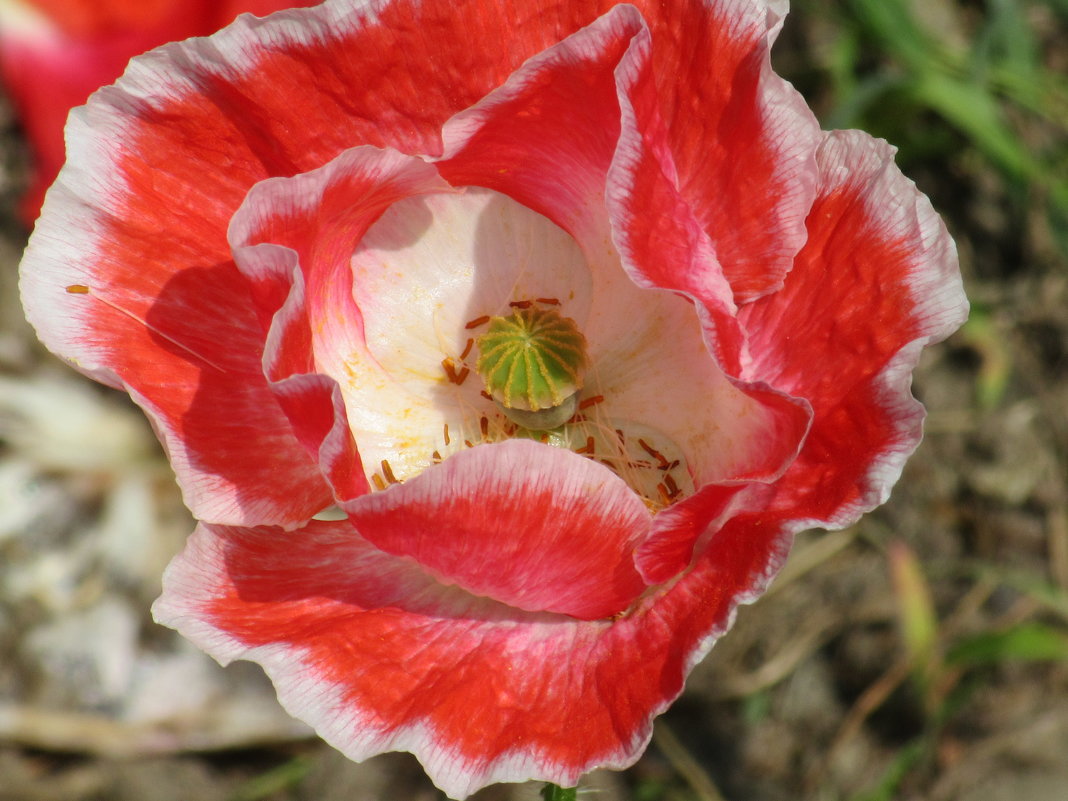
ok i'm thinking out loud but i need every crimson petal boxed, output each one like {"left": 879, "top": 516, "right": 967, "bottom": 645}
{"left": 154, "top": 513, "right": 785, "bottom": 798}
{"left": 229, "top": 145, "right": 455, "bottom": 503}
{"left": 740, "top": 130, "right": 968, "bottom": 527}
{"left": 344, "top": 439, "right": 652, "bottom": 620}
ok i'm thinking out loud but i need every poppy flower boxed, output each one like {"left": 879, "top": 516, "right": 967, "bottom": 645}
{"left": 18, "top": 0, "right": 968, "bottom": 797}
{"left": 0, "top": 0, "right": 317, "bottom": 224}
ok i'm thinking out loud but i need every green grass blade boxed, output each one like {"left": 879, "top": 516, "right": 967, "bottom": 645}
{"left": 947, "top": 622, "right": 1068, "bottom": 667}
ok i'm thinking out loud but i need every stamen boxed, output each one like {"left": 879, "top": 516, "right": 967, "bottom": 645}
{"left": 465, "top": 315, "right": 491, "bottom": 329}
{"left": 460, "top": 338, "right": 474, "bottom": 361}
{"left": 578, "top": 394, "right": 604, "bottom": 410}
{"left": 536, "top": 297, "right": 561, "bottom": 305}
{"left": 664, "top": 473, "right": 680, "bottom": 498}
{"left": 480, "top": 416, "right": 489, "bottom": 438}
{"left": 442, "top": 357, "right": 459, "bottom": 381}
{"left": 656, "top": 482, "right": 672, "bottom": 505}
{"left": 441, "top": 357, "right": 470, "bottom": 385}
{"left": 660, "top": 459, "right": 681, "bottom": 472}
{"left": 464, "top": 439, "right": 474, "bottom": 448}
{"left": 440, "top": 356, "right": 469, "bottom": 386}
{"left": 381, "top": 459, "right": 398, "bottom": 484}
{"left": 638, "top": 438, "right": 671, "bottom": 470}
{"left": 508, "top": 299, "right": 533, "bottom": 309}
{"left": 432, "top": 450, "right": 442, "bottom": 463}
{"left": 575, "top": 436, "right": 595, "bottom": 455}
{"left": 65, "top": 284, "right": 90, "bottom": 294}
{"left": 480, "top": 390, "right": 493, "bottom": 401}
{"left": 443, "top": 423, "right": 451, "bottom": 445}
{"left": 372, "top": 474, "right": 387, "bottom": 491}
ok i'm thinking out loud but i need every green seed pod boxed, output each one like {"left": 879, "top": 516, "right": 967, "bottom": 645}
{"left": 476, "top": 306, "right": 588, "bottom": 430}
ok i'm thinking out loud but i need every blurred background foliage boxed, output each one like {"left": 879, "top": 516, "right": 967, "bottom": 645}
{"left": 781, "top": 0, "right": 1067, "bottom": 264}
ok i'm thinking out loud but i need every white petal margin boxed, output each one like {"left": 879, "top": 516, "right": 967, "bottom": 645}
{"left": 804, "top": 129, "right": 966, "bottom": 531}
{"left": 152, "top": 520, "right": 648, "bottom": 799}
{"left": 745, "top": 129, "right": 968, "bottom": 536}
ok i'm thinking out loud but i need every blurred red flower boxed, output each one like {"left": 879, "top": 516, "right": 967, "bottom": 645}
{"left": 0, "top": 0, "right": 316, "bottom": 223}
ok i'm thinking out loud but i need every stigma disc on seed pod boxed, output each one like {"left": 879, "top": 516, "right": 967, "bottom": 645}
{"left": 475, "top": 306, "right": 589, "bottom": 431}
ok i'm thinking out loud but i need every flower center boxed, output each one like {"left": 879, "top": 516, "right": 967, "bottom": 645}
{"left": 337, "top": 188, "right": 704, "bottom": 511}
{"left": 475, "top": 305, "right": 589, "bottom": 431}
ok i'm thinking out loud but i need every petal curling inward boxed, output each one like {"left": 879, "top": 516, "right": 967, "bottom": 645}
{"left": 154, "top": 514, "right": 792, "bottom": 799}
{"left": 345, "top": 439, "right": 652, "bottom": 620}
{"left": 438, "top": 4, "right": 644, "bottom": 239}
{"left": 229, "top": 146, "right": 455, "bottom": 501}
{"left": 19, "top": 95, "right": 332, "bottom": 526}
{"left": 15, "top": 0, "right": 629, "bottom": 515}
{"left": 739, "top": 130, "right": 968, "bottom": 529}
{"left": 437, "top": 4, "right": 809, "bottom": 495}
{"left": 598, "top": 19, "right": 811, "bottom": 492}
{"left": 643, "top": 0, "right": 822, "bottom": 303}
{"left": 17, "top": 0, "right": 818, "bottom": 526}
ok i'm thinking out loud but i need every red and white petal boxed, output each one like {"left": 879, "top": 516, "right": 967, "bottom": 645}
{"left": 344, "top": 439, "right": 651, "bottom": 620}
{"left": 230, "top": 145, "right": 593, "bottom": 487}
{"left": 438, "top": 6, "right": 808, "bottom": 493}
{"left": 599, "top": 17, "right": 811, "bottom": 489}
{"left": 230, "top": 146, "right": 455, "bottom": 497}
{"left": 13, "top": 0, "right": 610, "bottom": 523}
{"left": 439, "top": 5, "right": 643, "bottom": 240}
{"left": 153, "top": 507, "right": 788, "bottom": 799}
{"left": 739, "top": 130, "right": 967, "bottom": 528}
{"left": 634, "top": 482, "right": 769, "bottom": 585}
{"left": 644, "top": 0, "right": 821, "bottom": 304}
{"left": 20, "top": 121, "right": 330, "bottom": 526}
{"left": 579, "top": 274, "right": 810, "bottom": 489}
{"left": 437, "top": 0, "right": 820, "bottom": 306}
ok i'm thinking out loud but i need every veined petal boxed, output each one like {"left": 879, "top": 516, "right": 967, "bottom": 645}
{"left": 739, "top": 130, "right": 967, "bottom": 528}
{"left": 230, "top": 146, "right": 457, "bottom": 503}
{"left": 153, "top": 509, "right": 788, "bottom": 799}
{"left": 436, "top": 0, "right": 819, "bottom": 300}
{"left": 644, "top": 0, "right": 821, "bottom": 303}
{"left": 344, "top": 439, "right": 651, "bottom": 620}
{"left": 439, "top": 5, "right": 809, "bottom": 509}
{"left": 597, "top": 9, "right": 811, "bottom": 573}
{"left": 19, "top": 131, "right": 330, "bottom": 526}
{"left": 12, "top": 0, "right": 600, "bottom": 522}
{"left": 25, "top": 4, "right": 967, "bottom": 799}
{"left": 634, "top": 482, "right": 763, "bottom": 585}
{"left": 439, "top": 5, "right": 643, "bottom": 238}
{"left": 230, "top": 146, "right": 595, "bottom": 491}
{"left": 230, "top": 137, "right": 658, "bottom": 615}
